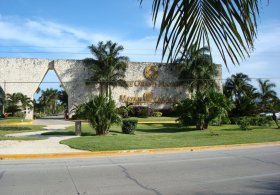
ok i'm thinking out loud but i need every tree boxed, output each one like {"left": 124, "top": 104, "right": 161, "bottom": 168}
{"left": 85, "top": 95, "right": 121, "bottom": 135}
{"left": 142, "top": 0, "right": 261, "bottom": 66}
{"left": 6, "top": 93, "right": 22, "bottom": 115}
{"left": 39, "top": 89, "right": 59, "bottom": 115}
{"left": 19, "top": 94, "right": 33, "bottom": 111}
{"left": 83, "top": 41, "right": 129, "bottom": 97}
{"left": 224, "top": 73, "right": 257, "bottom": 116}
{"left": 5, "top": 93, "right": 33, "bottom": 116}
{"left": 58, "top": 90, "right": 68, "bottom": 108}
{"left": 257, "top": 79, "right": 277, "bottom": 112}
{"left": 176, "top": 45, "right": 218, "bottom": 93}
{"left": 0, "top": 87, "right": 5, "bottom": 114}
{"left": 175, "top": 91, "right": 233, "bottom": 130}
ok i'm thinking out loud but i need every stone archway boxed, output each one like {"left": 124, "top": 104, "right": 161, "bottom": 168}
{"left": 0, "top": 58, "right": 223, "bottom": 120}
{"left": 0, "top": 58, "right": 97, "bottom": 119}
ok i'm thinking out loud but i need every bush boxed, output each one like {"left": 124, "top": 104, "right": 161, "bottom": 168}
{"left": 152, "top": 111, "right": 162, "bottom": 117}
{"left": 130, "top": 106, "right": 153, "bottom": 118}
{"left": 160, "top": 108, "right": 177, "bottom": 117}
{"left": 71, "top": 103, "right": 87, "bottom": 120}
{"left": 249, "top": 116, "right": 273, "bottom": 126}
{"left": 117, "top": 106, "right": 130, "bottom": 118}
{"left": 85, "top": 95, "right": 121, "bottom": 135}
{"left": 238, "top": 117, "right": 251, "bottom": 130}
{"left": 122, "top": 119, "right": 138, "bottom": 134}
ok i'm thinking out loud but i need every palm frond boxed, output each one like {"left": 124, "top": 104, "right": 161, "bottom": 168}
{"left": 142, "top": 0, "right": 261, "bottom": 67}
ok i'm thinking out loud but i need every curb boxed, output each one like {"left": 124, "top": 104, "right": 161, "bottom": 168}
{"left": 1, "top": 141, "right": 280, "bottom": 160}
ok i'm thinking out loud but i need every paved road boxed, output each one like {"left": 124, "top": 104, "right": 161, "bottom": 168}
{"left": 0, "top": 146, "right": 280, "bottom": 195}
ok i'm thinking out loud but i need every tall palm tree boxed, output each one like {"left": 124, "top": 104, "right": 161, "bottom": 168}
{"left": 224, "top": 73, "right": 257, "bottom": 116}
{"left": 224, "top": 73, "right": 253, "bottom": 101}
{"left": 19, "top": 94, "right": 33, "bottom": 111}
{"left": 39, "top": 89, "right": 59, "bottom": 115}
{"left": 257, "top": 79, "right": 277, "bottom": 112}
{"left": 177, "top": 45, "right": 218, "bottom": 93}
{"left": 141, "top": 0, "right": 261, "bottom": 66}
{"left": 83, "top": 41, "right": 129, "bottom": 97}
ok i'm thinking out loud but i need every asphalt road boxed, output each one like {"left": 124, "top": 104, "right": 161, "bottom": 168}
{"left": 0, "top": 146, "right": 280, "bottom": 195}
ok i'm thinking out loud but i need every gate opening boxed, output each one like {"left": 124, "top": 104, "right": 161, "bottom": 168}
{"left": 34, "top": 69, "right": 68, "bottom": 119}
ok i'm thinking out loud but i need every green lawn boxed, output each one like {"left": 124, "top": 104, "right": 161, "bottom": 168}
{"left": 0, "top": 125, "right": 45, "bottom": 140}
{"left": 56, "top": 123, "right": 280, "bottom": 151}
{"left": 0, "top": 117, "right": 32, "bottom": 123}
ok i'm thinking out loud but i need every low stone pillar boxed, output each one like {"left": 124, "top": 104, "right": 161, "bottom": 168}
{"left": 75, "top": 120, "right": 82, "bottom": 136}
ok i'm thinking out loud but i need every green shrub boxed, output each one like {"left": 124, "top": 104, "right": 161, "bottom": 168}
{"left": 117, "top": 106, "right": 131, "bottom": 118}
{"left": 131, "top": 106, "right": 152, "bottom": 118}
{"left": 238, "top": 117, "right": 251, "bottom": 130}
{"left": 86, "top": 95, "right": 121, "bottom": 135}
{"left": 152, "top": 111, "right": 162, "bottom": 117}
{"left": 249, "top": 116, "right": 273, "bottom": 126}
{"left": 122, "top": 119, "right": 138, "bottom": 134}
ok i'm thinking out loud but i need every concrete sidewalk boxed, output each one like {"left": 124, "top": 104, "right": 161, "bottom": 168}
{"left": 0, "top": 124, "right": 86, "bottom": 155}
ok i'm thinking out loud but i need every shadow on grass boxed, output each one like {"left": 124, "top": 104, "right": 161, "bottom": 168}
{"left": 136, "top": 123, "right": 198, "bottom": 133}
{"left": 42, "top": 131, "right": 95, "bottom": 136}
{"left": 0, "top": 126, "right": 32, "bottom": 131}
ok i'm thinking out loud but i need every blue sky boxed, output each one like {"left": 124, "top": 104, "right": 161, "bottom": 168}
{"left": 0, "top": 0, "right": 280, "bottom": 97}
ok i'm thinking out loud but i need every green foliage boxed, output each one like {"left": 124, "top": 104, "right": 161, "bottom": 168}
{"left": 117, "top": 103, "right": 132, "bottom": 118}
{"left": 249, "top": 116, "right": 273, "bottom": 126}
{"left": 36, "top": 88, "right": 60, "bottom": 115}
{"left": 5, "top": 93, "right": 33, "bottom": 116}
{"left": 257, "top": 79, "right": 277, "bottom": 112}
{"left": 238, "top": 117, "right": 251, "bottom": 130}
{"left": 71, "top": 103, "right": 87, "bottom": 120}
{"left": 224, "top": 73, "right": 258, "bottom": 117}
{"left": 130, "top": 106, "right": 153, "bottom": 118}
{"left": 176, "top": 91, "right": 234, "bottom": 130}
{"left": 176, "top": 45, "right": 218, "bottom": 93}
{"left": 122, "top": 119, "right": 138, "bottom": 134}
{"left": 83, "top": 41, "right": 129, "bottom": 97}
{"left": 152, "top": 111, "right": 162, "bottom": 117}
{"left": 142, "top": 0, "right": 260, "bottom": 66}
{"left": 85, "top": 95, "right": 121, "bottom": 135}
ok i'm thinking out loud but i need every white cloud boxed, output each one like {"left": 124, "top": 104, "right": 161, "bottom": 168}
{"left": 0, "top": 16, "right": 162, "bottom": 61}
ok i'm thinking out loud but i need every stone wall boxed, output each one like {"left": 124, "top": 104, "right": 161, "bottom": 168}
{"left": 0, "top": 58, "right": 222, "bottom": 119}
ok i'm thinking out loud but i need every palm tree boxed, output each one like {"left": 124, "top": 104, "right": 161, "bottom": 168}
{"left": 19, "top": 94, "right": 33, "bottom": 111}
{"left": 85, "top": 95, "right": 121, "bottom": 135}
{"left": 83, "top": 41, "right": 129, "bottom": 97}
{"left": 257, "top": 79, "right": 277, "bottom": 112}
{"left": 176, "top": 90, "right": 233, "bottom": 130}
{"left": 224, "top": 73, "right": 257, "bottom": 116}
{"left": 224, "top": 73, "right": 253, "bottom": 101}
{"left": 39, "top": 89, "right": 59, "bottom": 115}
{"left": 141, "top": 0, "right": 261, "bottom": 66}
{"left": 177, "top": 45, "right": 218, "bottom": 93}
{"left": 6, "top": 93, "right": 33, "bottom": 116}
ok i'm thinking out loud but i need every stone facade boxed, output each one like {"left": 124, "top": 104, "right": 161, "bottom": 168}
{"left": 0, "top": 58, "right": 222, "bottom": 119}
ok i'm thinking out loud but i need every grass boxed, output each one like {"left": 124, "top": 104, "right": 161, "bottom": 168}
{"left": 0, "top": 117, "right": 32, "bottom": 123}
{"left": 55, "top": 123, "right": 280, "bottom": 151}
{"left": 0, "top": 125, "right": 45, "bottom": 140}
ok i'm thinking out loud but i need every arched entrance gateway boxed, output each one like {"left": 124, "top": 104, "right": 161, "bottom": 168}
{"left": 0, "top": 58, "right": 222, "bottom": 119}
